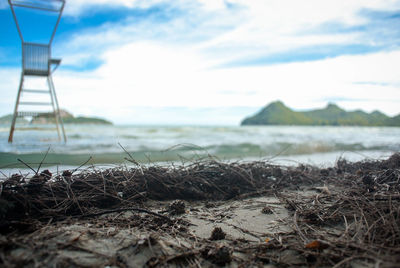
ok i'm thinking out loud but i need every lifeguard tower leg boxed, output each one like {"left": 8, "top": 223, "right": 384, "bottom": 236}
{"left": 48, "top": 75, "right": 67, "bottom": 142}
{"left": 47, "top": 76, "right": 61, "bottom": 141}
{"left": 8, "top": 74, "right": 24, "bottom": 143}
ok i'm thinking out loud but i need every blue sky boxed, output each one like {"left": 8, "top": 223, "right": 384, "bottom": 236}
{"left": 0, "top": 0, "right": 400, "bottom": 125}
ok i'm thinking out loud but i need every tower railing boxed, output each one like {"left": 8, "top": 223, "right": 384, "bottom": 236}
{"left": 23, "top": 43, "right": 50, "bottom": 76}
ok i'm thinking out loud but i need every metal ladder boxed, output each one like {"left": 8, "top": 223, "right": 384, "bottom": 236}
{"left": 8, "top": 61, "right": 67, "bottom": 142}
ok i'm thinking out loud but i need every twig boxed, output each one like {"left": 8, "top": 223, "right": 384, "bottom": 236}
{"left": 118, "top": 142, "right": 140, "bottom": 166}
{"left": 293, "top": 210, "right": 308, "bottom": 243}
{"left": 77, "top": 207, "right": 173, "bottom": 222}
{"left": 36, "top": 147, "right": 50, "bottom": 174}
{"left": 71, "top": 156, "right": 93, "bottom": 174}
{"left": 17, "top": 158, "right": 38, "bottom": 175}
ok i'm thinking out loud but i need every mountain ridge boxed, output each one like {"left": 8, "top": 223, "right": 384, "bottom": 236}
{"left": 241, "top": 101, "right": 400, "bottom": 126}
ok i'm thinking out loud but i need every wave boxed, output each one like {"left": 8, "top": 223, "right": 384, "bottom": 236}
{"left": 1, "top": 140, "right": 398, "bottom": 168}
{"left": 1, "top": 125, "right": 399, "bottom": 169}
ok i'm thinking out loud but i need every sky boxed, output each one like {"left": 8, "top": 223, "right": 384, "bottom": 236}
{"left": 0, "top": 0, "right": 399, "bottom": 125}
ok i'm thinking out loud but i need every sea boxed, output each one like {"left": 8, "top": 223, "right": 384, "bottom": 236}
{"left": 1, "top": 124, "right": 399, "bottom": 177}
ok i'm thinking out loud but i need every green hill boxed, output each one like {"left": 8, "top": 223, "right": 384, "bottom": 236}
{"left": 31, "top": 110, "right": 112, "bottom": 125}
{"left": 0, "top": 110, "right": 112, "bottom": 125}
{"left": 241, "top": 101, "right": 400, "bottom": 126}
{"left": 61, "top": 116, "right": 112, "bottom": 125}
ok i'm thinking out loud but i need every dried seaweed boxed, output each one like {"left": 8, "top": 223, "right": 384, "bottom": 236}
{"left": 0, "top": 153, "right": 399, "bottom": 267}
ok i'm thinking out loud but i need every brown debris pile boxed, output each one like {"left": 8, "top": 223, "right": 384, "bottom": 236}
{"left": 0, "top": 159, "right": 323, "bottom": 226}
{"left": 0, "top": 153, "right": 399, "bottom": 267}
{"left": 210, "top": 227, "right": 226, "bottom": 240}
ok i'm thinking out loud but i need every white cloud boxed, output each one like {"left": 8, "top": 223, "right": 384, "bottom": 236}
{"left": 64, "top": 0, "right": 166, "bottom": 15}
{"left": 197, "top": 0, "right": 226, "bottom": 11}
{"left": 40, "top": 43, "right": 400, "bottom": 124}
{"left": 197, "top": 0, "right": 400, "bottom": 58}
{"left": 56, "top": 0, "right": 400, "bottom": 68}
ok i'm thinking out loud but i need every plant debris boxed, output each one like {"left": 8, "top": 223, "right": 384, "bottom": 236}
{"left": 168, "top": 200, "right": 186, "bottom": 215}
{"left": 261, "top": 206, "right": 273, "bottom": 214}
{"left": 0, "top": 153, "right": 399, "bottom": 267}
{"left": 202, "top": 244, "right": 232, "bottom": 266}
{"left": 210, "top": 227, "right": 226, "bottom": 240}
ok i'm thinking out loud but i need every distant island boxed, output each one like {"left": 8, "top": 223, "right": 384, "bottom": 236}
{"left": 241, "top": 101, "right": 400, "bottom": 126}
{"left": 0, "top": 114, "right": 29, "bottom": 124}
{"left": 0, "top": 110, "right": 112, "bottom": 125}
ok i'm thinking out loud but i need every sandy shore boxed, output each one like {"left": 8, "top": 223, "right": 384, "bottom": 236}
{"left": 1, "top": 154, "right": 399, "bottom": 267}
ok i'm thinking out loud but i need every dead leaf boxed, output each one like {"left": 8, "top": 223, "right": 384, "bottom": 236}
{"left": 305, "top": 240, "right": 322, "bottom": 249}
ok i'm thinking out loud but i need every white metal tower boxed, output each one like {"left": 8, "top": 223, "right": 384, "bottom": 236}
{"left": 8, "top": 0, "right": 66, "bottom": 143}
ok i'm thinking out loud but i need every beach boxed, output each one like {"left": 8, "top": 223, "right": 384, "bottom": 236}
{"left": 1, "top": 153, "right": 399, "bottom": 267}
{"left": 2, "top": 0, "right": 400, "bottom": 266}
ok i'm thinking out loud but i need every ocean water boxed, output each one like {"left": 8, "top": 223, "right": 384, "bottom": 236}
{"left": 1, "top": 124, "right": 399, "bottom": 175}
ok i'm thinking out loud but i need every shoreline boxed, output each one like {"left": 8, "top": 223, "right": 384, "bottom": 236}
{"left": 0, "top": 149, "right": 395, "bottom": 178}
